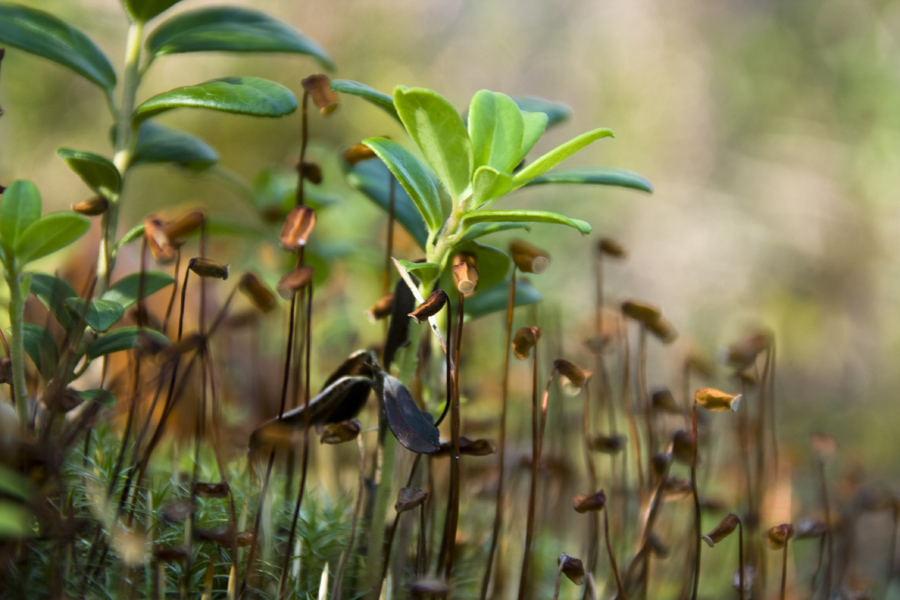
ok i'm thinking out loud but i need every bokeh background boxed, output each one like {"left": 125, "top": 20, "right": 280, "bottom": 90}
{"left": 1, "top": 0, "right": 899, "bottom": 550}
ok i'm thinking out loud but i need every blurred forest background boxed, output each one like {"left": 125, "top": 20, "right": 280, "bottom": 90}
{"left": 1, "top": 0, "right": 898, "bottom": 486}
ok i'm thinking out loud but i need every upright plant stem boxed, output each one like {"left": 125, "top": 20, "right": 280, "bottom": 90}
{"left": 333, "top": 435, "right": 366, "bottom": 600}
{"left": 6, "top": 268, "right": 28, "bottom": 426}
{"left": 604, "top": 509, "right": 627, "bottom": 599}
{"left": 443, "top": 293, "right": 464, "bottom": 580}
{"left": 738, "top": 519, "right": 745, "bottom": 600}
{"left": 779, "top": 539, "right": 789, "bottom": 600}
{"left": 690, "top": 402, "right": 701, "bottom": 600}
{"left": 518, "top": 346, "right": 545, "bottom": 600}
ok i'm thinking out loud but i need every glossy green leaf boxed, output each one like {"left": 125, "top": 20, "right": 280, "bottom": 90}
{"left": 122, "top": 0, "right": 183, "bottom": 24}
{"left": 394, "top": 86, "right": 472, "bottom": 200}
{"left": 511, "top": 128, "right": 615, "bottom": 190}
{"left": 397, "top": 260, "right": 440, "bottom": 283}
{"left": 133, "top": 77, "right": 297, "bottom": 124}
{"left": 0, "top": 3, "right": 116, "bottom": 90}
{"left": 102, "top": 271, "right": 175, "bottom": 309}
{"left": 468, "top": 90, "right": 524, "bottom": 173}
{"left": 343, "top": 158, "right": 428, "bottom": 249}
{"left": 57, "top": 148, "right": 121, "bottom": 196}
{"left": 471, "top": 165, "right": 512, "bottom": 208}
{"left": 464, "top": 278, "right": 543, "bottom": 321}
{"left": 252, "top": 167, "right": 337, "bottom": 216}
{"left": 456, "top": 222, "right": 531, "bottom": 244}
{"left": 15, "top": 212, "right": 90, "bottom": 264}
{"left": 76, "top": 388, "right": 115, "bottom": 407}
{"left": 445, "top": 240, "right": 511, "bottom": 292}
{"left": 362, "top": 137, "right": 443, "bottom": 234}
{"left": 462, "top": 210, "right": 591, "bottom": 235}
{"left": 129, "top": 121, "right": 218, "bottom": 172}
{"left": 381, "top": 374, "right": 440, "bottom": 454}
{"left": 64, "top": 298, "right": 125, "bottom": 332}
{"left": 0, "top": 500, "right": 33, "bottom": 538}
{"left": 20, "top": 322, "right": 57, "bottom": 380}
{"left": 512, "top": 96, "right": 572, "bottom": 127}
{"left": 526, "top": 167, "right": 653, "bottom": 193}
{"left": 85, "top": 326, "right": 170, "bottom": 360}
{"left": 0, "top": 180, "right": 41, "bottom": 255}
{"left": 116, "top": 223, "right": 146, "bottom": 249}
{"left": 29, "top": 272, "right": 78, "bottom": 329}
{"left": 0, "top": 464, "right": 30, "bottom": 500}
{"left": 330, "top": 79, "right": 399, "bottom": 122}
{"left": 146, "top": 7, "right": 333, "bottom": 69}
{"left": 517, "top": 111, "right": 549, "bottom": 163}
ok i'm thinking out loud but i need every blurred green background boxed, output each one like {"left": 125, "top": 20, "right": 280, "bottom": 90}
{"left": 1, "top": 0, "right": 899, "bottom": 481}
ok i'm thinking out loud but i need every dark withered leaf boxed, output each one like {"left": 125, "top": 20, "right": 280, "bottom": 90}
{"left": 321, "top": 349, "right": 380, "bottom": 388}
{"left": 381, "top": 374, "right": 440, "bottom": 454}
{"left": 383, "top": 274, "right": 418, "bottom": 367}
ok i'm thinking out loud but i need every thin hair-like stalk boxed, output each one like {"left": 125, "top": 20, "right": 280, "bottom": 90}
{"left": 690, "top": 401, "right": 701, "bottom": 600}
{"left": 333, "top": 434, "right": 366, "bottom": 600}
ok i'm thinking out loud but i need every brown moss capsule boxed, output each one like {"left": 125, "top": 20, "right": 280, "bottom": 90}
{"left": 280, "top": 205, "right": 316, "bottom": 251}
{"left": 319, "top": 419, "right": 361, "bottom": 444}
{"left": 512, "top": 326, "right": 541, "bottom": 360}
{"left": 341, "top": 143, "right": 377, "bottom": 166}
{"left": 277, "top": 266, "right": 314, "bottom": 299}
{"left": 651, "top": 452, "right": 673, "bottom": 478}
{"left": 452, "top": 252, "right": 478, "bottom": 295}
{"left": 558, "top": 554, "right": 585, "bottom": 585}
{"left": 395, "top": 488, "right": 428, "bottom": 513}
{"left": 188, "top": 257, "right": 229, "bottom": 280}
{"left": 192, "top": 482, "right": 230, "bottom": 499}
{"left": 702, "top": 513, "right": 740, "bottom": 547}
{"left": 598, "top": 237, "right": 626, "bottom": 258}
{"left": 672, "top": 429, "right": 694, "bottom": 464}
{"left": 163, "top": 210, "right": 204, "bottom": 240}
{"left": 408, "top": 289, "right": 448, "bottom": 323}
{"left": 573, "top": 489, "right": 606, "bottom": 513}
{"left": 621, "top": 299, "right": 662, "bottom": 325}
{"left": 144, "top": 218, "right": 176, "bottom": 264}
{"left": 72, "top": 196, "right": 108, "bottom": 216}
{"left": 239, "top": 272, "right": 278, "bottom": 312}
{"left": 647, "top": 314, "right": 678, "bottom": 344}
{"left": 437, "top": 436, "right": 497, "bottom": 456}
{"left": 695, "top": 387, "right": 741, "bottom": 412}
{"left": 299, "top": 161, "right": 323, "bottom": 184}
{"left": 811, "top": 432, "right": 838, "bottom": 461}
{"left": 651, "top": 387, "right": 680, "bottom": 414}
{"left": 554, "top": 358, "right": 591, "bottom": 388}
{"left": 301, "top": 74, "right": 338, "bottom": 116}
{"left": 590, "top": 434, "right": 626, "bottom": 454}
{"left": 366, "top": 293, "right": 395, "bottom": 323}
{"left": 509, "top": 239, "right": 550, "bottom": 274}
{"left": 725, "top": 331, "right": 772, "bottom": 369}
{"left": 766, "top": 523, "right": 795, "bottom": 549}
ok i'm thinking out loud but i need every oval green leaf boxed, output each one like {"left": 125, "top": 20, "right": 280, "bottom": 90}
{"left": 469, "top": 90, "right": 524, "bottom": 174}
{"left": 85, "top": 326, "right": 170, "bottom": 360}
{"left": 64, "top": 298, "right": 125, "bottom": 332}
{"left": 76, "top": 388, "right": 116, "bottom": 407}
{"left": 102, "top": 271, "right": 175, "bottom": 309}
{"left": 397, "top": 260, "right": 439, "bottom": 284}
{"left": 0, "top": 500, "right": 33, "bottom": 537}
{"left": 512, "top": 128, "right": 615, "bottom": 191}
{"left": 464, "top": 278, "right": 543, "bottom": 321}
{"left": 0, "top": 179, "right": 41, "bottom": 255}
{"left": 362, "top": 137, "right": 443, "bottom": 235}
{"left": 381, "top": 374, "right": 440, "bottom": 454}
{"left": 57, "top": 148, "right": 121, "bottom": 196}
{"left": 0, "top": 3, "right": 116, "bottom": 90}
{"left": 133, "top": 77, "right": 297, "bottom": 124}
{"left": 343, "top": 158, "right": 428, "bottom": 250}
{"left": 146, "top": 6, "right": 333, "bottom": 69}
{"left": 29, "top": 273, "right": 78, "bottom": 329}
{"left": 517, "top": 111, "right": 549, "bottom": 163}
{"left": 122, "top": 0, "right": 183, "bottom": 24}
{"left": 129, "top": 121, "right": 218, "bottom": 172}
{"left": 442, "top": 240, "right": 510, "bottom": 293}
{"left": 512, "top": 96, "right": 572, "bottom": 127}
{"left": 471, "top": 165, "right": 512, "bottom": 209}
{"left": 15, "top": 212, "right": 90, "bottom": 264}
{"left": 330, "top": 79, "right": 399, "bottom": 122}
{"left": 456, "top": 222, "right": 531, "bottom": 244}
{"left": 462, "top": 210, "right": 591, "bottom": 235}
{"left": 20, "top": 322, "right": 57, "bottom": 380}
{"left": 394, "top": 86, "right": 472, "bottom": 201}
{"left": 526, "top": 167, "right": 653, "bottom": 193}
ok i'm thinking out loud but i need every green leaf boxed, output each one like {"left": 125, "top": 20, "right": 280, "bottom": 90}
{"left": 146, "top": 6, "right": 333, "bottom": 69}
{"left": 456, "top": 222, "right": 531, "bottom": 244}
{"left": 29, "top": 273, "right": 78, "bottom": 329}
{"left": 85, "top": 326, "right": 170, "bottom": 360}
{"left": 130, "top": 121, "right": 218, "bottom": 172}
{"left": 471, "top": 166, "right": 512, "bottom": 208}
{"left": 0, "top": 464, "right": 30, "bottom": 501}
{"left": 15, "top": 212, "right": 90, "bottom": 264}
{"left": 397, "top": 260, "right": 440, "bottom": 283}
{"left": 133, "top": 77, "right": 297, "bottom": 124}
{"left": 512, "top": 128, "right": 615, "bottom": 190}
{"left": 445, "top": 241, "right": 510, "bottom": 292}
{"left": 20, "top": 322, "right": 58, "bottom": 380}
{"left": 0, "top": 180, "right": 41, "bottom": 255}
{"left": 462, "top": 210, "right": 591, "bottom": 235}
{"left": 0, "top": 3, "right": 116, "bottom": 90}
{"left": 330, "top": 79, "right": 399, "bottom": 122}
{"left": 464, "top": 278, "right": 543, "bottom": 321}
{"left": 57, "top": 148, "right": 121, "bottom": 196}
{"left": 102, "top": 271, "right": 175, "bottom": 310}
{"left": 252, "top": 167, "right": 336, "bottom": 216}
{"left": 343, "top": 158, "right": 428, "bottom": 249}
{"left": 64, "top": 298, "right": 125, "bottom": 332}
{"left": 517, "top": 111, "right": 549, "bottom": 163}
{"left": 76, "top": 388, "right": 115, "bottom": 407}
{"left": 122, "top": 0, "right": 183, "bottom": 24}
{"left": 362, "top": 137, "right": 443, "bottom": 235}
{"left": 468, "top": 90, "right": 524, "bottom": 174}
{"left": 0, "top": 500, "right": 33, "bottom": 538}
{"left": 526, "top": 167, "right": 653, "bottom": 193}
{"left": 512, "top": 96, "right": 572, "bottom": 127}
{"left": 393, "top": 86, "right": 472, "bottom": 200}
